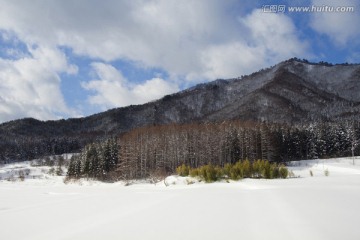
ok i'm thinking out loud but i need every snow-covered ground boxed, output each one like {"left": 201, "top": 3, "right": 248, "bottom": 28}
{"left": 1, "top": 157, "right": 360, "bottom": 240}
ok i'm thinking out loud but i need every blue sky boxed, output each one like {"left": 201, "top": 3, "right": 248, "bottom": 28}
{"left": 0, "top": 0, "right": 359, "bottom": 123}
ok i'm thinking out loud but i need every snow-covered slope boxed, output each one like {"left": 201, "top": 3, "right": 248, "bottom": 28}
{"left": 0, "top": 154, "right": 72, "bottom": 183}
{"left": 284, "top": 61, "right": 360, "bottom": 102}
{"left": 1, "top": 157, "right": 360, "bottom": 240}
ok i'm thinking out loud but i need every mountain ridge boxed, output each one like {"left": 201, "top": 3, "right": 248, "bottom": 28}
{"left": 1, "top": 58, "right": 360, "bottom": 162}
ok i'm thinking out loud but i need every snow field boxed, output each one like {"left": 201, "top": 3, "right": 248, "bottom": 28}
{"left": 0, "top": 157, "right": 360, "bottom": 240}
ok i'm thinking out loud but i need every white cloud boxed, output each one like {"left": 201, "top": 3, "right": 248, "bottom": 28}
{"left": 191, "top": 9, "right": 309, "bottom": 80}
{"left": 81, "top": 62, "right": 179, "bottom": 109}
{"left": 197, "top": 42, "right": 265, "bottom": 80}
{"left": 132, "top": 78, "right": 180, "bottom": 102}
{"left": 242, "top": 9, "right": 307, "bottom": 58}
{"left": 0, "top": 46, "right": 78, "bottom": 122}
{"left": 310, "top": 0, "right": 360, "bottom": 45}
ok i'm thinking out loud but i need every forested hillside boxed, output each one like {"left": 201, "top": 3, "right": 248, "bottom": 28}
{"left": 67, "top": 120, "right": 360, "bottom": 181}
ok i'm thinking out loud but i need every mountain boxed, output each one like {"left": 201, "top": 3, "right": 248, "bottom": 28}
{"left": 1, "top": 58, "right": 360, "bottom": 162}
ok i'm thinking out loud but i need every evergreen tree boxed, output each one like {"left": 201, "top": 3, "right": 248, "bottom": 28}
{"left": 87, "top": 144, "right": 99, "bottom": 178}
{"left": 66, "top": 156, "right": 76, "bottom": 178}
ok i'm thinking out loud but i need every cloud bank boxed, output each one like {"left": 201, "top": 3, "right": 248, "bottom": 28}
{"left": 82, "top": 62, "right": 179, "bottom": 109}
{"left": 0, "top": 45, "right": 78, "bottom": 122}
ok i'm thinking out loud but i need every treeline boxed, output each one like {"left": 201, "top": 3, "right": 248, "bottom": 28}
{"left": 117, "top": 122, "right": 280, "bottom": 180}
{"left": 0, "top": 117, "right": 110, "bottom": 164}
{"left": 66, "top": 138, "right": 118, "bottom": 181}
{"left": 0, "top": 136, "right": 82, "bottom": 164}
{"left": 66, "top": 120, "right": 359, "bottom": 181}
{"left": 116, "top": 121, "right": 359, "bottom": 180}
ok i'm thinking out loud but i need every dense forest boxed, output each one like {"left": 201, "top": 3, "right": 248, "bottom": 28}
{"left": 66, "top": 138, "right": 118, "bottom": 181}
{"left": 66, "top": 120, "right": 360, "bottom": 181}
